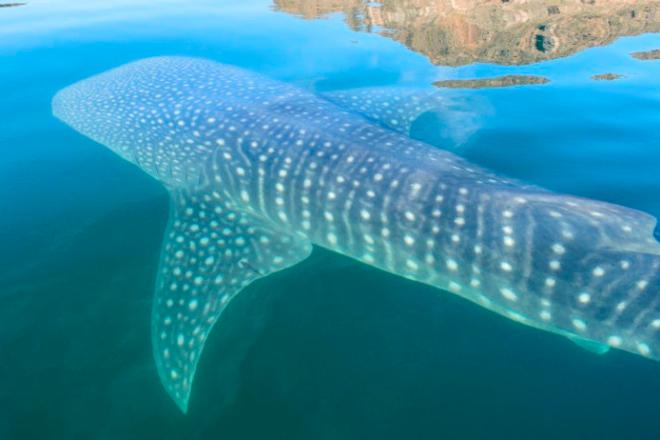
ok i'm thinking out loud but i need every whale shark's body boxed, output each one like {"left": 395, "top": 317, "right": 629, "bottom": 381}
{"left": 53, "top": 57, "right": 660, "bottom": 412}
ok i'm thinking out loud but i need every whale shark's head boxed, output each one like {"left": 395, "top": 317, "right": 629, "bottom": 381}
{"left": 52, "top": 57, "right": 255, "bottom": 186}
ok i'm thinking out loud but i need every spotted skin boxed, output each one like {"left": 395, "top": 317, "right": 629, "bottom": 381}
{"left": 53, "top": 57, "right": 660, "bottom": 412}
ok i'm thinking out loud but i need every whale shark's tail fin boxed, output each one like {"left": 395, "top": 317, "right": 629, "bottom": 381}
{"left": 152, "top": 188, "right": 312, "bottom": 412}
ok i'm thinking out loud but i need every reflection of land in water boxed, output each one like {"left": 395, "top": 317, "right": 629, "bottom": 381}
{"left": 434, "top": 75, "right": 549, "bottom": 89}
{"left": 274, "top": 0, "right": 660, "bottom": 66}
{"left": 632, "top": 48, "right": 660, "bottom": 59}
{"left": 592, "top": 73, "right": 625, "bottom": 80}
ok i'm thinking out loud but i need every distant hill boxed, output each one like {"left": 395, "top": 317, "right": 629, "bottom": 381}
{"left": 274, "top": 0, "right": 660, "bottom": 65}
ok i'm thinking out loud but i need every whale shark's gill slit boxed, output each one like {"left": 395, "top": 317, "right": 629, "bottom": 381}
{"left": 654, "top": 222, "right": 660, "bottom": 244}
{"left": 238, "top": 258, "right": 265, "bottom": 277}
{"left": 152, "top": 188, "right": 312, "bottom": 412}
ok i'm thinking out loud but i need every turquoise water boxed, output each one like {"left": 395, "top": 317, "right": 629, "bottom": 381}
{"left": 1, "top": 1, "right": 660, "bottom": 438}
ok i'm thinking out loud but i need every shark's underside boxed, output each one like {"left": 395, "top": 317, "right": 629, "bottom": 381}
{"left": 52, "top": 57, "right": 660, "bottom": 412}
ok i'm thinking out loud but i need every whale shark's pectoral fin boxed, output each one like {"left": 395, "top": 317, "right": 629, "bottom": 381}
{"left": 567, "top": 335, "right": 611, "bottom": 355}
{"left": 321, "top": 88, "right": 481, "bottom": 145}
{"left": 152, "top": 189, "right": 312, "bottom": 412}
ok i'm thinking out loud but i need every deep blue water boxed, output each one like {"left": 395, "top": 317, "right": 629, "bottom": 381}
{"left": 1, "top": 1, "right": 660, "bottom": 439}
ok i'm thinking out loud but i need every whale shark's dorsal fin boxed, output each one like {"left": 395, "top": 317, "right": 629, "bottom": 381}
{"left": 321, "top": 88, "right": 480, "bottom": 145}
{"left": 152, "top": 188, "right": 312, "bottom": 412}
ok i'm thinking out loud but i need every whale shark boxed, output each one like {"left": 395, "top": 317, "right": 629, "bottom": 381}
{"left": 52, "top": 56, "right": 660, "bottom": 412}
